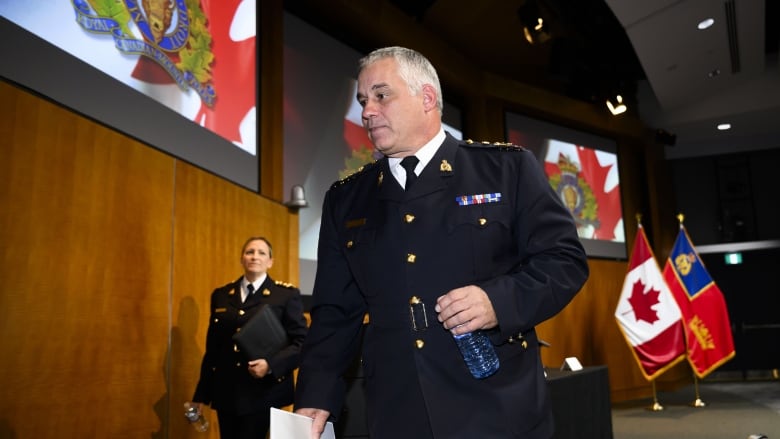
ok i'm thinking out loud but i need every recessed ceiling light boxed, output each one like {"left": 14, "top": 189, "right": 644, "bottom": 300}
{"left": 717, "top": 123, "right": 731, "bottom": 131}
{"left": 698, "top": 18, "right": 714, "bottom": 30}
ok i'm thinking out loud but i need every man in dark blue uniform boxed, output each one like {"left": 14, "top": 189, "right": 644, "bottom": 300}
{"left": 190, "top": 237, "right": 308, "bottom": 439}
{"left": 294, "top": 47, "right": 589, "bottom": 439}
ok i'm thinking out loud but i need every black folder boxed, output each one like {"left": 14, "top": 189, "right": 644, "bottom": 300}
{"left": 232, "top": 305, "right": 289, "bottom": 360}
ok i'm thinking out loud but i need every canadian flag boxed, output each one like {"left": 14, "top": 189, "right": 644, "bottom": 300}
{"left": 615, "top": 224, "right": 686, "bottom": 380}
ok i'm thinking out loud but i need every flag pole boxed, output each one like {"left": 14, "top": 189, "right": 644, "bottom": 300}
{"left": 678, "top": 212, "right": 708, "bottom": 408}
{"left": 690, "top": 373, "right": 707, "bottom": 407}
{"left": 648, "top": 379, "right": 664, "bottom": 411}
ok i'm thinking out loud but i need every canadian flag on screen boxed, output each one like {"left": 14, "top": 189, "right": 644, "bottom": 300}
{"left": 615, "top": 224, "right": 686, "bottom": 380}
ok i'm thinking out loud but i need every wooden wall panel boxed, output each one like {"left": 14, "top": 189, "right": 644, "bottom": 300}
{"left": 0, "top": 81, "right": 175, "bottom": 437}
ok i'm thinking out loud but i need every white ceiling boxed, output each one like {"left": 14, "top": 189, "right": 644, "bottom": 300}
{"left": 605, "top": 0, "right": 780, "bottom": 159}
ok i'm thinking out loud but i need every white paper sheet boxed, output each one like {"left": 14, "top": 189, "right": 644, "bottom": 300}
{"left": 269, "top": 407, "right": 336, "bottom": 439}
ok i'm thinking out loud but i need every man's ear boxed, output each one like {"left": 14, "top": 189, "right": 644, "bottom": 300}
{"left": 421, "top": 84, "right": 437, "bottom": 112}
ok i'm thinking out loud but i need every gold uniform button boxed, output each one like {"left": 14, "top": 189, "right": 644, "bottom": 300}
{"left": 346, "top": 240, "right": 354, "bottom": 248}
{"left": 508, "top": 336, "right": 515, "bottom": 344}
{"left": 233, "top": 344, "right": 239, "bottom": 352}
{"left": 415, "top": 339, "right": 425, "bottom": 349}
{"left": 239, "top": 310, "right": 245, "bottom": 316}
{"left": 407, "top": 253, "right": 416, "bottom": 263}
{"left": 404, "top": 214, "right": 415, "bottom": 223}
{"left": 213, "top": 318, "right": 219, "bottom": 323}
{"left": 522, "top": 340, "right": 528, "bottom": 349}
{"left": 478, "top": 218, "right": 487, "bottom": 226}
{"left": 236, "top": 362, "right": 242, "bottom": 367}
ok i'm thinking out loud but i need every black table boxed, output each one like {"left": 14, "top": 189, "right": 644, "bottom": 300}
{"left": 545, "top": 365, "right": 614, "bottom": 439}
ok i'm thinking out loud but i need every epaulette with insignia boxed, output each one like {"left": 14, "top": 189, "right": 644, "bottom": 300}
{"left": 330, "top": 160, "right": 378, "bottom": 189}
{"left": 463, "top": 139, "right": 526, "bottom": 152}
{"left": 274, "top": 280, "right": 297, "bottom": 289}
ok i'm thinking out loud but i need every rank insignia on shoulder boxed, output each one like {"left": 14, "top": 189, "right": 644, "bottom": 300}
{"left": 333, "top": 161, "right": 377, "bottom": 188}
{"left": 262, "top": 288, "right": 271, "bottom": 296}
{"left": 464, "top": 139, "right": 524, "bottom": 151}
{"left": 440, "top": 159, "right": 453, "bottom": 173}
{"left": 274, "top": 280, "right": 297, "bottom": 289}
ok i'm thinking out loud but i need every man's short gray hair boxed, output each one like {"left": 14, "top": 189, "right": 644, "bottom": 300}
{"left": 358, "top": 46, "right": 443, "bottom": 115}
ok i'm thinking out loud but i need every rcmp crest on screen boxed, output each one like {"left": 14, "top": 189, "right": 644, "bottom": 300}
{"left": 550, "top": 153, "right": 599, "bottom": 234}
{"left": 71, "top": 0, "right": 216, "bottom": 106}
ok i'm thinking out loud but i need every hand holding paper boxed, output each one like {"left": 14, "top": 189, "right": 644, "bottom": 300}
{"left": 269, "top": 407, "right": 335, "bottom": 439}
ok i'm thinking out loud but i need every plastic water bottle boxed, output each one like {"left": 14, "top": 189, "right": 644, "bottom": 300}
{"left": 453, "top": 331, "right": 500, "bottom": 379}
{"left": 184, "top": 402, "right": 209, "bottom": 432}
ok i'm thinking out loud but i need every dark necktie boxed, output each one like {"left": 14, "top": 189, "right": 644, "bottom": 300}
{"left": 246, "top": 283, "right": 255, "bottom": 302}
{"left": 400, "top": 156, "right": 419, "bottom": 190}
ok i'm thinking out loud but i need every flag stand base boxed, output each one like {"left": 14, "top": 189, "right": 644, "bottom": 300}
{"left": 690, "top": 397, "right": 706, "bottom": 408}
{"left": 647, "top": 380, "right": 664, "bottom": 411}
{"left": 690, "top": 374, "right": 707, "bottom": 408}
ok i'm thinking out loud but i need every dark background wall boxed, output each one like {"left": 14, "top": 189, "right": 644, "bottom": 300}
{"left": 671, "top": 148, "right": 780, "bottom": 245}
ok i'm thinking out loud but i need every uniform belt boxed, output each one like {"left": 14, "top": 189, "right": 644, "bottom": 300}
{"left": 367, "top": 296, "right": 430, "bottom": 332}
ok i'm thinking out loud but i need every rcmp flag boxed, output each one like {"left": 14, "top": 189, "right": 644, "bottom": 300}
{"left": 663, "top": 223, "right": 736, "bottom": 378}
{"left": 615, "top": 224, "right": 686, "bottom": 380}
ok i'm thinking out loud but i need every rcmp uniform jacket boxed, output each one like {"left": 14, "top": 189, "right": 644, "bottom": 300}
{"left": 193, "top": 275, "right": 308, "bottom": 415}
{"left": 294, "top": 133, "right": 589, "bottom": 439}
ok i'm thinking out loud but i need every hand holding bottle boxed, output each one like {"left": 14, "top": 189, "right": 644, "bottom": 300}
{"left": 436, "top": 285, "right": 500, "bottom": 379}
{"left": 184, "top": 401, "right": 209, "bottom": 432}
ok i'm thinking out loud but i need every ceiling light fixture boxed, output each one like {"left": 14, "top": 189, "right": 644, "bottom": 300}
{"left": 518, "top": 2, "right": 551, "bottom": 45}
{"left": 717, "top": 123, "right": 732, "bottom": 131}
{"left": 606, "top": 95, "right": 627, "bottom": 116}
{"left": 523, "top": 18, "right": 551, "bottom": 44}
{"left": 697, "top": 18, "right": 715, "bottom": 30}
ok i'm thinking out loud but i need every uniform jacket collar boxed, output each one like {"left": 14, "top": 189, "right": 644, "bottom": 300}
{"left": 232, "top": 275, "right": 273, "bottom": 308}
{"left": 377, "top": 133, "right": 458, "bottom": 202}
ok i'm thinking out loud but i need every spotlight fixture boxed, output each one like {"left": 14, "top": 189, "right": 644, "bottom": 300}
{"left": 518, "top": 1, "right": 551, "bottom": 45}
{"left": 606, "top": 95, "right": 627, "bottom": 116}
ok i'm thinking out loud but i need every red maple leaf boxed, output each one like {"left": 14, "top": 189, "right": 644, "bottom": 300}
{"left": 576, "top": 147, "right": 622, "bottom": 240}
{"left": 627, "top": 279, "right": 660, "bottom": 324}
